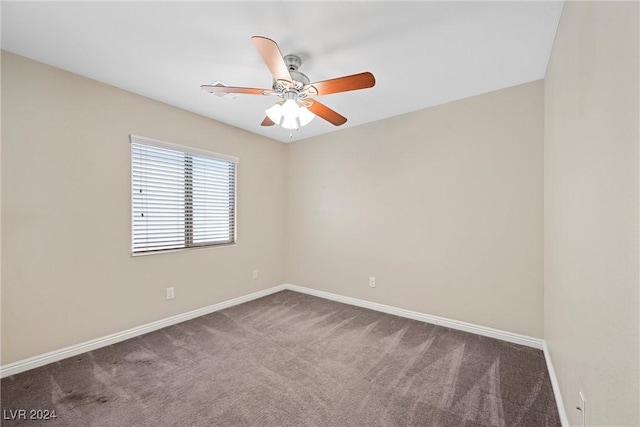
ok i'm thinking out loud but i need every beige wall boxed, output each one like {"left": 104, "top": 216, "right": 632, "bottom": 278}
{"left": 2, "top": 52, "right": 546, "bottom": 367}
{"left": 544, "top": 2, "right": 639, "bottom": 426}
{"left": 286, "top": 81, "right": 544, "bottom": 338}
{"left": 1, "top": 52, "right": 287, "bottom": 364}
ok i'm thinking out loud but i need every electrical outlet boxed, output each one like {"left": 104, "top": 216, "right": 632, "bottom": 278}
{"left": 369, "top": 277, "right": 376, "bottom": 288}
{"left": 252, "top": 270, "right": 258, "bottom": 279}
{"left": 166, "top": 287, "right": 175, "bottom": 300}
{"left": 576, "top": 392, "right": 586, "bottom": 427}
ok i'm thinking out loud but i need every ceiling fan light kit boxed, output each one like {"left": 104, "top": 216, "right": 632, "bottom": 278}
{"left": 201, "top": 36, "right": 376, "bottom": 137}
{"left": 265, "top": 90, "right": 316, "bottom": 130}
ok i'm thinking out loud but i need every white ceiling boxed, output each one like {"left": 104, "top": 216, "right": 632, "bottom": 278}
{"left": 1, "top": 1, "right": 563, "bottom": 143}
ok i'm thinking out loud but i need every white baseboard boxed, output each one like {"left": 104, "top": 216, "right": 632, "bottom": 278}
{"left": 2, "top": 282, "right": 544, "bottom": 380}
{"left": 283, "top": 284, "right": 544, "bottom": 350}
{"left": 543, "top": 341, "right": 569, "bottom": 427}
{"left": 0, "top": 285, "right": 286, "bottom": 378}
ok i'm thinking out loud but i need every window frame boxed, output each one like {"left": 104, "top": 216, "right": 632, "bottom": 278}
{"left": 129, "top": 135, "right": 238, "bottom": 256}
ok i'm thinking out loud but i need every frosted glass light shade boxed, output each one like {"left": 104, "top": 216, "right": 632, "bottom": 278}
{"left": 298, "top": 107, "right": 315, "bottom": 126}
{"left": 282, "top": 99, "right": 299, "bottom": 118}
{"left": 281, "top": 115, "right": 298, "bottom": 130}
{"left": 265, "top": 103, "right": 283, "bottom": 124}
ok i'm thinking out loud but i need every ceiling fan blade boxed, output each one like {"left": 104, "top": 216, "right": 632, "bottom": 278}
{"left": 261, "top": 116, "right": 275, "bottom": 126}
{"left": 201, "top": 84, "right": 272, "bottom": 95}
{"left": 251, "top": 36, "right": 292, "bottom": 83}
{"left": 307, "top": 72, "right": 375, "bottom": 96}
{"left": 307, "top": 99, "right": 347, "bottom": 126}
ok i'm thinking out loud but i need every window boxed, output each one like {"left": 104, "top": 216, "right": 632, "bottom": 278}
{"left": 131, "top": 135, "right": 237, "bottom": 255}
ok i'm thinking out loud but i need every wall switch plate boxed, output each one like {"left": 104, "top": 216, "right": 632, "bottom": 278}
{"left": 369, "top": 277, "right": 376, "bottom": 288}
{"left": 166, "top": 287, "right": 175, "bottom": 300}
{"left": 252, "top": 270, "right": 258, "bottom": 279}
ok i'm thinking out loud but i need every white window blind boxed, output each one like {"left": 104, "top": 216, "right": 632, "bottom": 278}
{"left": 131, "top": 136, "right": 237, "bottom": 254}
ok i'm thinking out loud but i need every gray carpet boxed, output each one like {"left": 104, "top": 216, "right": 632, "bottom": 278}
{"left": 1, "top": 290, "right": 560, "bottom": 426}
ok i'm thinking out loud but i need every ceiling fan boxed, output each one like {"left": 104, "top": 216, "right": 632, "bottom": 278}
{"left": 201, "top": 36, "right": 376, "bottom": 135}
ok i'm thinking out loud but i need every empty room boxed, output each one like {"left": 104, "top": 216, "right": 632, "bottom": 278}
{"left": 1, "top": 1, "right": 638, "bottom": 426}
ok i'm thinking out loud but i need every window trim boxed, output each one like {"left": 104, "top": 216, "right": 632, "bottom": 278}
{"left": 130, "top": 135, "right": 239, "bottom": 164}
{"left": 129, "top": 135, "right": 238, "bottom": 256}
